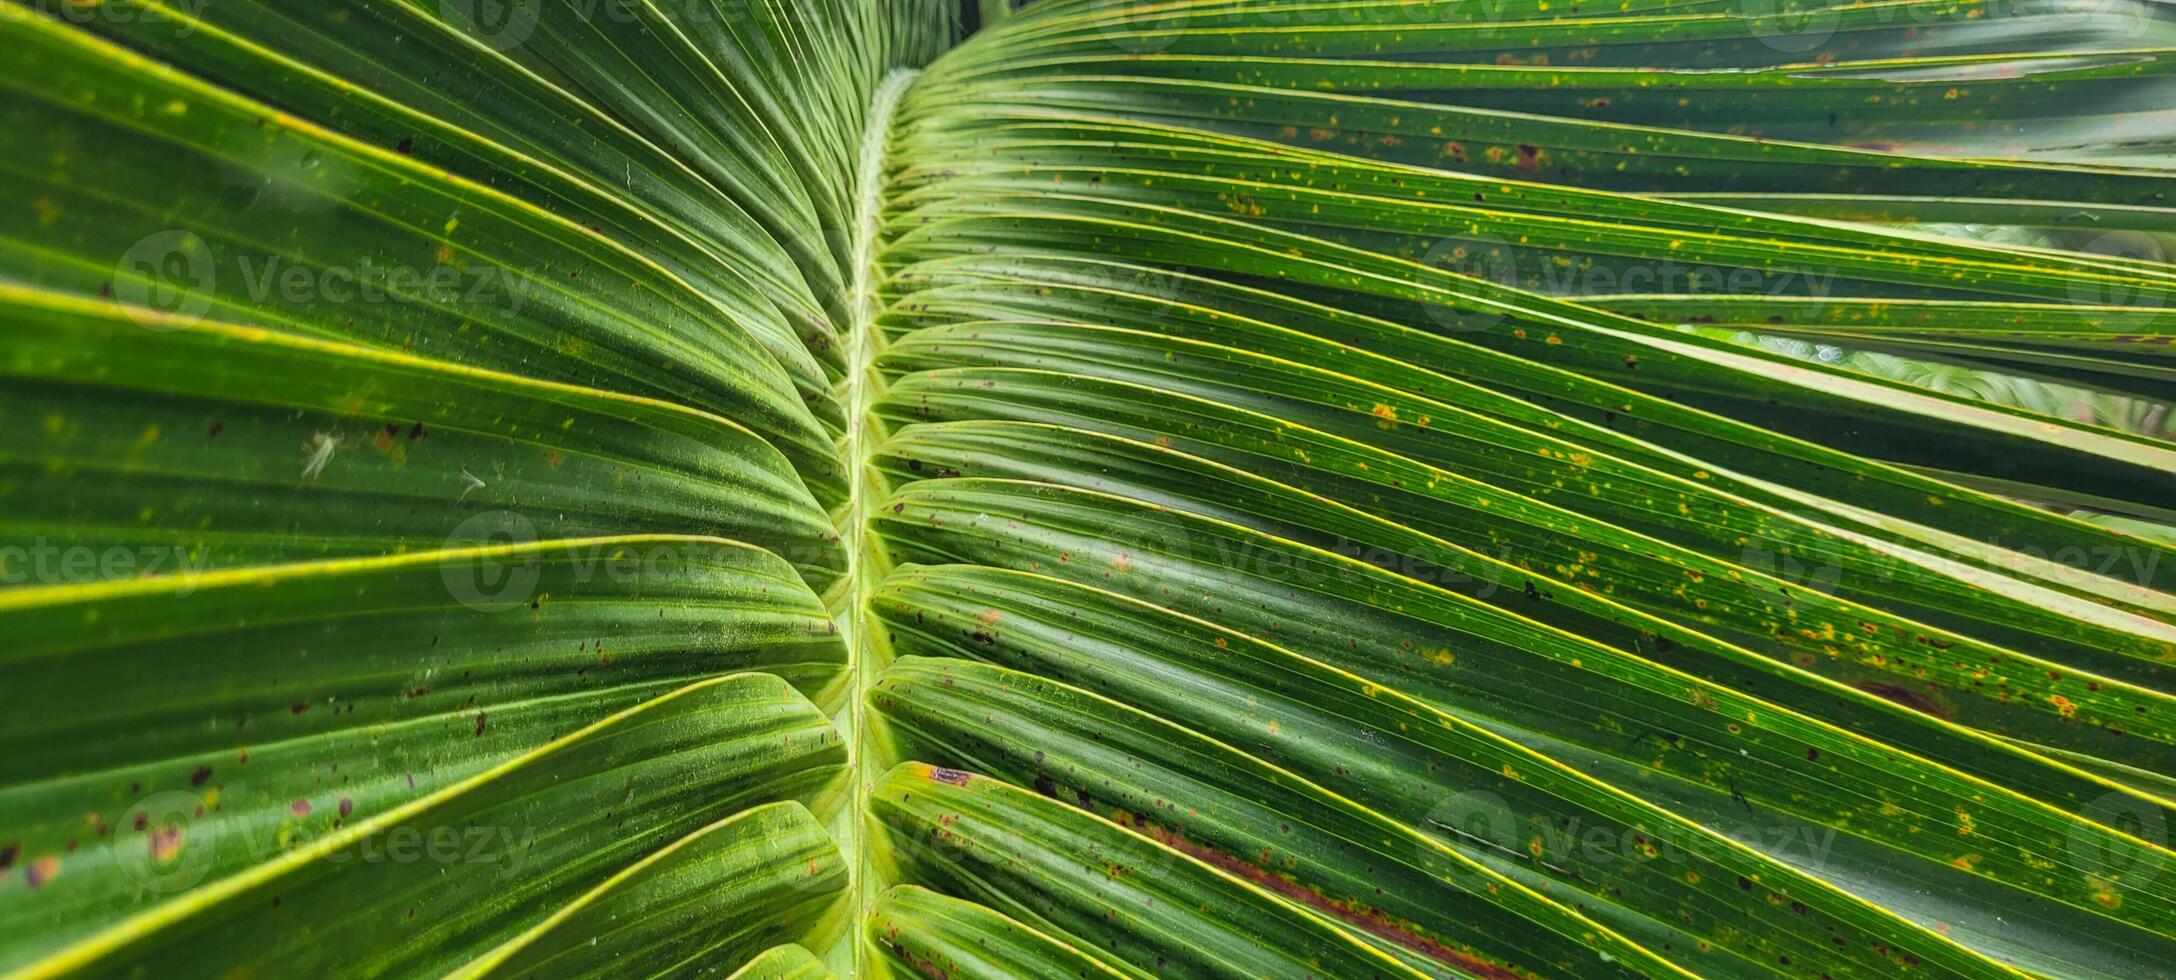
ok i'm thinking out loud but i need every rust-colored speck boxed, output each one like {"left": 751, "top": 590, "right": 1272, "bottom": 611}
{"left": 1850, "top": 682, "right": 1953, "bottom": 719}
{"left": 1126, "top": 817, "right": 1525, "bottom": 979}
{"left": 150, "top": 825, "right": 183, "bottom": 863}
{"left": 880, "top": 936, "right": 953, "bottom": 980}
{"left": 24, "top": 856, "right": 58, "bottom": 889}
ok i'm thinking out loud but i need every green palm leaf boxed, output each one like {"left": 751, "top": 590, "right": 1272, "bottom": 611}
{"left": 4, "top": 0, "right": 2173, "bottom": 975}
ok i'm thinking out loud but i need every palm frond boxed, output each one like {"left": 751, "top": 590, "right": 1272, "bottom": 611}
{"left": 3, "top": 0, "right": 2173, "bottom": 976}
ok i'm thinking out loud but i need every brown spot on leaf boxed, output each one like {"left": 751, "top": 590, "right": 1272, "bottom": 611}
{"left": 1850, "top": 682, "right": 1953, "bottom": 719}
{"left": 149, "top": 824, "right": 183, "bottom": 863}
{"left": 1127, "top": 817, "right": 1521, "bottom": 979}
{"left": 24, "top": 856, "right": 58, "bottom": 889}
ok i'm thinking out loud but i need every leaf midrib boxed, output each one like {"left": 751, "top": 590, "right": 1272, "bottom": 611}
{"left": 828, "top": 66, "right": 918, "bottom": 978}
